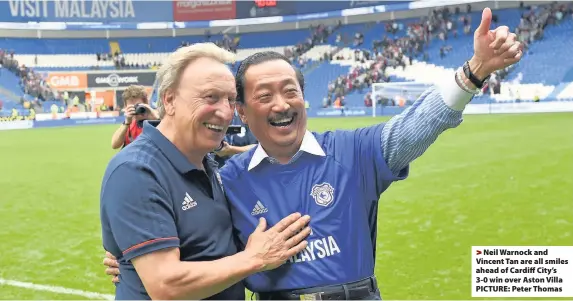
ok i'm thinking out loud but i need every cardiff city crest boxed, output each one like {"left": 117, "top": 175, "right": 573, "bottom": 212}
{"left": 310, "top": 183, "right": 334, "bottom": 207}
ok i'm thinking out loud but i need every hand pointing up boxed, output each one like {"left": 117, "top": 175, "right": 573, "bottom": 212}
{"left": 468, "top": 7, "right": 524, "bottom": 80}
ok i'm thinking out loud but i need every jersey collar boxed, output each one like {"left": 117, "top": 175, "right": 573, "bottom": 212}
{"left": 248, "top": 130, "right": 326, "bottom": 171}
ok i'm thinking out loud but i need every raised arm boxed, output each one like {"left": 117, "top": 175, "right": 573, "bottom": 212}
{"left": 381, "top": 7, "right": 523, "bottom": 175}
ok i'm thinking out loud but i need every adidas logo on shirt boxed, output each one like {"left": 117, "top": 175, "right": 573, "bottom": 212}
{"left": 182, "top": 192, "right": 197, "bottom": 211}
{"left": 251, "top": 200, "right": 268, "bottom": 216}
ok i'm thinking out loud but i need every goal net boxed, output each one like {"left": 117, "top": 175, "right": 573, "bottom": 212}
{"left": 371, "top": 81, "right": 433, "bottom": 117}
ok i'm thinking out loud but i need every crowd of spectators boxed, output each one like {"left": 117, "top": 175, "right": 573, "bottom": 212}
{"left": 92, "top": 22, "right": 344, "bottom": 72}
{"left": 323, "top": 8, "right": 449, "bottom": 108}
{"left": 96, "top": 50, "right": 162, "bottom": 70}
{"left": 323, "top": 2, "right": 572, "bottom": 108}
{"left": 96, "top": 51, "right": 128, "bottom": 69}
{"left": 94, "top": 33, "right": 241, "bottom": 71}
{"left": 0, "top": 48, "right": 77, "bottom": 118}
{"left": 96, "top": 51, "right": 163, "bottom": 70}
{"left": 284, "top": 22, "right": 342, "bottom": 69}
{"left": 515, "top": 2, "right": 572, "bottom": 51}
{"left": 2, "top": 2, "right": 571, "bottom": 115}
{"left": 1, "top": 48, "right": 57, "bottom": 103}
{"left": 324, "top": 3, "right": 522, "bottom": 108}
{"left": 486, "top": 2, "right": 572, "bottom": 96}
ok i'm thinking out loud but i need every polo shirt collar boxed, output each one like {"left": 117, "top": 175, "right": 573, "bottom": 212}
{"left": 143, "top": 120, "right": 212, "bottom": 174}
{"left": 247, "top": 130, "right": 326, "bottom": 171}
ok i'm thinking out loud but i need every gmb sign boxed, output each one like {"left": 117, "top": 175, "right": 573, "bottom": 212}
{"left": 87, "top": 72, "right": 156, "bottom": 88}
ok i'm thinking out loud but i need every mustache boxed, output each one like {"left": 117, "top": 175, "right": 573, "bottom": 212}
{"left": 268, "top": 111, "right": 297, "bottom": 122}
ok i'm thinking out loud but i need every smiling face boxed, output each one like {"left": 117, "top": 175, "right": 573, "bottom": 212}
{"left": 238, "top": 59, "right": 307, "bottom": 161}
{"left": 165, "top": 57, "right": 237, "bottom": 154}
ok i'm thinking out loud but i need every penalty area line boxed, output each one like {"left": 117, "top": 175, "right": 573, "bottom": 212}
{"left": 0, "top": 278, "right": 114, "bottom": 300}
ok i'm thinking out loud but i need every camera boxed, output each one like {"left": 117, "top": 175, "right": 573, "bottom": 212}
{"left": 226, "top": 125, "right": 242, "bottom": 135}
{"left": 133, "top": 103, "right": 148, "bottom": 115}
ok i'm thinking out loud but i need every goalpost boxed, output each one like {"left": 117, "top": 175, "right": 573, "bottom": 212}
{"left": 371, "top": 81, "right": 433, "bottom": 117}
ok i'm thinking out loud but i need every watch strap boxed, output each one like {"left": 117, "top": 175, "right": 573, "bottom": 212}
{"left": 463, "top": 61, "right": 490, "bottom": 89}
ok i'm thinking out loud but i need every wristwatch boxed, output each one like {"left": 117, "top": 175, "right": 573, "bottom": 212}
{"left": 463, "top": 61, "right": 490, "bottom": 89}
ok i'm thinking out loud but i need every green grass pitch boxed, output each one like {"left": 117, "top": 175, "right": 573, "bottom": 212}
{"left": 0, "top": 113, "right": 571, "bottom": 300}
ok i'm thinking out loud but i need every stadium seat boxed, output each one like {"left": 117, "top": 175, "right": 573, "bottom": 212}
{"left": 1, "top": 5, "right": 572, "bottom": 116}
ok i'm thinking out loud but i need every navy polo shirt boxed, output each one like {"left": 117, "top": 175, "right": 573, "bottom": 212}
{"left": 100, "top": 121, "right": 244, "bottom": 300}
{"left": 219, "top": 124, "right": 409, "bottom": 292}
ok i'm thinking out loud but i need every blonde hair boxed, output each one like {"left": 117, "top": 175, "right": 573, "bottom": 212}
{"left": 122, "top": 85, "right": 148, "bottom": 105}
{"left": 155, "top": 43, "right": 236, "bottom": 118}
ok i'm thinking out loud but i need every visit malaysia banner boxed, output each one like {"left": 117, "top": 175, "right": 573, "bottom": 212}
{"left": 0, "top": 0, "right": 173, "bottom": 23}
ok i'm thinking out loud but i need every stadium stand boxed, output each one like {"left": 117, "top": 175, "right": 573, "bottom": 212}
{"left": 307, "top": 3, "right": 573, "bottom": 107}
{"left": 0, "top": 0, "right": 571, "bottom": 121}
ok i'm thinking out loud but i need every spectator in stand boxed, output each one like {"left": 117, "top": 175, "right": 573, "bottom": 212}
{"left": 325, "top": 2, "right": 565, "bottom": 105}
{"left": 364, "top": 92, "right": 373, "bottom": 107}
{"left": 283, "top": 22, "right": 339, "bottom": 67}
{"left": 111, "top": 85, "right": 159, "bottom": 150}
{"left": 50, "top": 103, "right": 59, "bottom": 115}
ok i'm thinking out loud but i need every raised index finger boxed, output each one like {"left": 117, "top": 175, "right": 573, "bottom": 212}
{"left": 270, "top": 212, "right": 302, "bottom": 233}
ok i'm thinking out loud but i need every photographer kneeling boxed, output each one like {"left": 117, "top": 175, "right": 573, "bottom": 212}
{"left": 111, "top": 85, "right": 159, "bottom": 149}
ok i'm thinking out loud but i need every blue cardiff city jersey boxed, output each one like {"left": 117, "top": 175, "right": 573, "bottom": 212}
{"left": 220, "top": 125, "right": 408, "bottom": 292}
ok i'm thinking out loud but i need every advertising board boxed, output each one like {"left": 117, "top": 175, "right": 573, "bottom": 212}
{"left": 308, "top": 106, "right": 408, "bottom": 118}
{"left": 0, "top": 120, "right": 34, "bottom": 131}
{"left": 45, "top": 73, "right": 88, "bottom": 90}
{"left": 173, "top": 0, "right": 236, "bottom": 21}
{"left": 463, "top": 102, "right": 573, "bottom": 115}
{"left": 87, "top": 72, "right": 156, "bottom": 88}
{"left": 294, "top": 1, "right": 409, "bottom": 14}
{"left": 34, "top": 116, "right": 123, "bottom": 128}
{"left": 0, "top": 0, "right": 173, "bottom": 23}
{"left": 236, "top": 0, "right": 296, "bottom": 19}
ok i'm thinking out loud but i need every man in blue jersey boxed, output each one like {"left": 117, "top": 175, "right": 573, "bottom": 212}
{"left": 217, "top": 8, "right": 523, "bottom": 299}
{"left": 104, "top": 8, "right": 522, "bottom": 299}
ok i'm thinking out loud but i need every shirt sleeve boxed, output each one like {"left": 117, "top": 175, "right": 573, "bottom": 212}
{"left": 335, "top": 123, "right": 406, "bottom": 202}
{"left": 101, "top": 162, "right": 179, "bottom": 262}
{"left": 381, "top": 78, "right": 473, "bottom": 176}
{"left": 335, "top": 78, "right": 473, "bottom": 201}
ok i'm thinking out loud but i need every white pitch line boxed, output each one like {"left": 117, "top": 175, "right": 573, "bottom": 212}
{"left": 0, "top": 278, "right": 114, "bottom": 300}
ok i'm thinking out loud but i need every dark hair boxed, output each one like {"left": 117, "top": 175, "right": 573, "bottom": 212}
{"left": 235, "top": 51, "right": 305, "bottom": 104}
